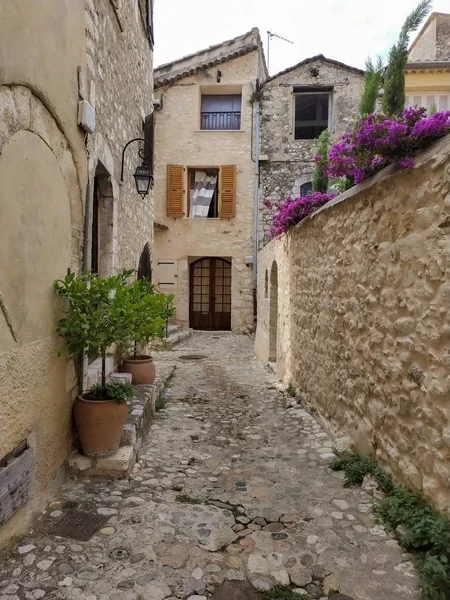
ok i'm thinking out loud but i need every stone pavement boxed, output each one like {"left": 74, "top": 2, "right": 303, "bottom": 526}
{"left": 0, "top": 333, "right": 419, "bottom": 600}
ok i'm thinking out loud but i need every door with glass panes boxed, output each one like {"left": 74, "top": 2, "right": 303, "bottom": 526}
{"left": 189, "top": 258, "right": 231, "bottom": 330}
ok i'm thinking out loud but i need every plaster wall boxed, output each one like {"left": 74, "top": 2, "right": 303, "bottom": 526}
{"left": 0, "top": 0, "right": 86, "bottom": 547}
{"left": 255, "top": 135, "right": 450, "bottom": 511}
{"left": 153, "top": 52, "right": 262, "bottom": 331}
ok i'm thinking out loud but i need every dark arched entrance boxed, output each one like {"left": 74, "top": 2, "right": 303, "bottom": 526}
{"left": 189, "top": 257, "right": 231, "bottom": 330}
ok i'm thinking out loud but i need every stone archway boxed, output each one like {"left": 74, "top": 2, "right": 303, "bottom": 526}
{"left": 269, "top": 261, "right": 278, "bottom": 363}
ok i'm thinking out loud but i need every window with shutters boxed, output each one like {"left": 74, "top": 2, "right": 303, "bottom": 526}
{"left": 294, "top": 92, "right": 330, "bottom": 140}
{"left": 143, "top": 113, "right": 154, "bottom": 172}
{"left": 300, "top": 181, "right": 313, "bottom": 195}
{"left": 138, "top": 0, "right": 154, "bottom": 46}
{"left": 166, "top": 165, "right": 236, "bottom": 219}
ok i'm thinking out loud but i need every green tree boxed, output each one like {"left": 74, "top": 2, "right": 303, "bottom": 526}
{"left": 359, "top": 56, "right": 383, "bottom": 117}
{"left": 312, "top": 129, "right": 330, "bottom": 193}
{"left": 383, "top": 0, "right": 432, "bottom": 117}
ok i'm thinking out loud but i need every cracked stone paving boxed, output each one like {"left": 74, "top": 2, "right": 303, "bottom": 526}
{"left": 0, "top": 333, "right": 420, "bottom": 600}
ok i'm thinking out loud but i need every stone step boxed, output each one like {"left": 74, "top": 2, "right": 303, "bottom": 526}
{"left": 68, "top": 360, "right": 176, "bottom": 478}
{"left": 166, "top": 328, "right": 193, "bottom": 348}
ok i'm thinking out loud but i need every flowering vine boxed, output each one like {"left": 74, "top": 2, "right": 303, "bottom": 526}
{"left": 315, "top": 108, "right": 450, "bottom": 185}
{"left": 269, "top": 192, "right": 337, "bottom": 238}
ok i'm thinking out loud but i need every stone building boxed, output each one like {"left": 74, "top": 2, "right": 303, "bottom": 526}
{"left": 258, "top": 55, "right": 364, "bottom": 247}
{"left": 153, "top": 29, "right": 267, "bottom": 332}
{"left": 405, "top": 12, "right": 450, "bottom": 113}
{"left": 0, "top": 0, "right": 154, "bottom": 547}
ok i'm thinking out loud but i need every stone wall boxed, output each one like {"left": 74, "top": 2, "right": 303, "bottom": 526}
{"left": 0, "top": 0, "right": 87, "bottom": 547}
{"left": 255, "top": 135, "right": 450, "bottom": 512}
{"left": 258, "top": 57, "right": 364, "bottom": 248}
{"left": 85, "top": 0, "right": 154, "bottom": 276}
{"left": 153, "top": 50, "right": 263, "bottom": 332}
{"left": 84, "top": 0, "right": 154, "bottom": 383}
{"left": 436, "top": 14, "right": 450, "bottom": 61}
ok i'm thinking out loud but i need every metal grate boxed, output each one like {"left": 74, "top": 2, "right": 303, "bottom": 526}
{"left": 48, "top": 509, "right": 110, "bottom": 541}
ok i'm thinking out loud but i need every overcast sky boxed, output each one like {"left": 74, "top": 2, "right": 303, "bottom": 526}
{"left": 154, "top": 0, "right": 449, "bottom": 75}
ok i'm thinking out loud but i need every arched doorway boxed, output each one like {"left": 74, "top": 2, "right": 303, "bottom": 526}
{"left": 269, "top": 261, "right": 278, "bottom": 362}
{"left": 190, "top": 257, "right": 231, "bottom": 330}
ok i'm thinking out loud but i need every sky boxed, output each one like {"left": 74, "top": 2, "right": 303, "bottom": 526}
{"left": 153, "top": 0, "right": 449, "bottom": 76}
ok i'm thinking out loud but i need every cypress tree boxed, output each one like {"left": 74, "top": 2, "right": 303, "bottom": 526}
{"left": 359, "top": 56, "right": 383, "bottom": 117}
{"left": 312, "top": 129, "right": 330, "bottom": 193}
{"left": 383, "top": 0, "right": 432, "bottom": 117}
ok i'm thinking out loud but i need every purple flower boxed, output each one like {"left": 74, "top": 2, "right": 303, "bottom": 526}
{"left": 398, "top": 157, "right": 414, "bottom": 168}
{"left": 270, "top": 191, "right": 337, "bottom": 238}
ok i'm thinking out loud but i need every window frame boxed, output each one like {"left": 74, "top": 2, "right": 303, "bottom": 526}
{"left": 300, "top": 181, "right": 313, "bottom": 196}
{"left": 293, "top": 91, "right": 331, "bottom": 141}
{"left": 200, "top": 94, "right": 242, "bottom": 131}
{"left": 187, "top": 167, "right": 220, "bottom": 218}
{"left": 405, "top": 92, "right": 450, "bottom": 112}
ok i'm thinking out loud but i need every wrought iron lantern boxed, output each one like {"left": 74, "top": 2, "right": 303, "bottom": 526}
{"left": 120, "top": 138, "right": 154, "bottom": 198}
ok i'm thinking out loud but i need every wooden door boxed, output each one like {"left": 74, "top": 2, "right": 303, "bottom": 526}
{"left": 190, "top": 258, "right": 231, "bottom": 330}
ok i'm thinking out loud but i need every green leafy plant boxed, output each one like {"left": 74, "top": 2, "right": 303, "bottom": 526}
{"left": 312, "top": 129, "right": 330, "bottom": 193}
{"left": 84, "top": 381, "right": 133, "bottom": 403}
{"left": 155, "top": 389, "right": 167, "bottom": 411}
{"left": 383, "top": 0, "right": 432, "bottom": 116}
{"left": 264, "top": 585, "right": 308, "bottom": 600}
{"left": 359, "top": 55, "right": 383, "bottom": 117}
{"left": 54, "top": 270, "right": 135, "bottom": 390}
{"left": 331, "top": 453, "right": 450, "bottom": 599}
{"left": 122, "top": 278, "right": 174, "bottom": 359}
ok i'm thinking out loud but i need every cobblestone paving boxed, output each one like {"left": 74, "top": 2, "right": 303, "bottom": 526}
{"left": 0, "top": 333, "right": 419, "bottom": 600}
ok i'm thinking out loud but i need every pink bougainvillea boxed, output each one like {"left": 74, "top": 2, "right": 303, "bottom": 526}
{"left": 315, "top": 108, "right": 450, "bottom": 185}
{"left": 269, "top": 192, "right": 337, "bottom": 238}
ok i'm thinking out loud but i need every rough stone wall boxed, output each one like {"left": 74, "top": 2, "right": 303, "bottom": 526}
{"left": 436, "top": 14, "right": 450, "bottom": 61}
{"left": 153, "top": 51, "right": 261, "bottom": 332}
{"left": 0, "top": 0, "right": 87, "bottom": 548}
{"left": 258, "top": 58, "right": 364, "bottom": 248}
{"left": 85, "top": 0, "right": 154, "bottom": 274}
{"left": 409, "top": 17, "right": 438, "bottom": 62}
{"left": 255, "top": 135, "right": 450, "bottom": 512}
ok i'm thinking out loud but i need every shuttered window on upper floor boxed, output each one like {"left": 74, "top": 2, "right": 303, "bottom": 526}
{"left": 166, "top": 165, "right": 236, "bottom": 219}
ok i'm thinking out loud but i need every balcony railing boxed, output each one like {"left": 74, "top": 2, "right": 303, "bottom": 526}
{"left": 201, "top": 111, "right": 241, "bottom": 131}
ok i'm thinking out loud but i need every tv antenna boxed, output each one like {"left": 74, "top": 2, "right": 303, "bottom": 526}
{"left": 267, "top": 31, "right": 294, "bottom": 71}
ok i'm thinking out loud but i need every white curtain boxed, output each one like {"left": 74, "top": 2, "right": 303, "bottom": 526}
{"left": 190, "top": 171, "right": 217, "bottom": 218}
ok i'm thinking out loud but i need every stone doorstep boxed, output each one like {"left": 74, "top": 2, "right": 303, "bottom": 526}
{"left": 67, "top": 360, "right": 176, "bottom": 478}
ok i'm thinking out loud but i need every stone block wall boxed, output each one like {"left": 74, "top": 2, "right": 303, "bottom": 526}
{"left": 255, "top": 135, "right": 450, "bottom": 512}
{"left": 258, "top": 58, "right": 364, "bottom": 248}
{"left": 85, "top": 0, "right": 154, "bottom": 275}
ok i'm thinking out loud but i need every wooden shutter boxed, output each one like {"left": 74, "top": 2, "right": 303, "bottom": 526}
{"left": 219, "top": 165, "right": 236, "bottom": 218}
{"left": 143, "top": 113, "right": 154, "bottom": 171}
{"left": 166, "top": 165, "right": 184, "bottom": 218}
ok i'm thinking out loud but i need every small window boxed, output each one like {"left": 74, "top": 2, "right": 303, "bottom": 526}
{"left": 300, "top": 182, "right": 313, "bottom": 196}
{"left": 201, "top": 95, "right": 242, "bottom": 130}
{"left": 188, "top": 169, "right": 219, "bottom": 218}
{"left": 294, "top": 93, "right": 329, "bottom": 140}
{"left": 264, "top": 270, "right": 268, "bottom": 298}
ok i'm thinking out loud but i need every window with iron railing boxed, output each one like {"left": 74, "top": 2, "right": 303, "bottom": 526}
{"left": 201, "top": 94, "right": 242, "bottom": 130}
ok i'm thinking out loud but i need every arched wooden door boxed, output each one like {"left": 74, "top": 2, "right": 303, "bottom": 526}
{"left": 189, "top": 258, "right": 231, "bottom": 330}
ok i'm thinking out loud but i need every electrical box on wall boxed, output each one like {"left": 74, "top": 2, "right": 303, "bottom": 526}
{"left": 78, "top": 100, "right": 96, "bottom": 134}
{"left": 245, "top": 256, "right": 254, "bottom": 266}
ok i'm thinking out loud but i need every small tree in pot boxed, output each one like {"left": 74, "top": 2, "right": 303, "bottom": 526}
{"left": 54, "top": 270, "right": 135, "bottom": 457}
{"left": 120, "top": 278, "right": 175, "bottom": 384}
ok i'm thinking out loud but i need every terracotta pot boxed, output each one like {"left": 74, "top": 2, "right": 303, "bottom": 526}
{"left": 74, "top": 395, "right": 128, "bottom": 457}
{"left": 120, "top": 354, "right": 156, "bottom": 384}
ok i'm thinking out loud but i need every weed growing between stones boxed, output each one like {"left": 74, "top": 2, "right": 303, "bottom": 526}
{"left": 331, "top": 454, "right": 450, "bottom": 600}
{"left": 179, "top": 395, "right": 208, "bottom": 405}
{"left": 285, "top": 385, "right": 297, "bottom": 398}
{"left": 155, "top": 390, "right": 166, "bottom": 411}
{"left": 263, "top": 585, "right": 308, "bottom": 599}
{"left": 175, "top": 494, "right": 203, "bottom": 505}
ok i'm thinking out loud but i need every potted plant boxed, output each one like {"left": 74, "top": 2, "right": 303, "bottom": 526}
{"left": 120, "top": 278, "right": 174, "bottom": 384}
{"left": 54, "top": 270, "right": 135, "bottom": 457}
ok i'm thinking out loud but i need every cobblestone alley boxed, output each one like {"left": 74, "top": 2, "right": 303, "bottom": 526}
{"left": 0, "top": 334, "right": 419, "bottom": 600}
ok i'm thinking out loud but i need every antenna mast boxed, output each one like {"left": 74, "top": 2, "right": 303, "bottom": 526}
{"left": 267, "top": 31, "right": 294, "bottom": 71}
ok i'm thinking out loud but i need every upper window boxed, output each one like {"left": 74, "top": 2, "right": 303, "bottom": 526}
{"left": 405, "top": 93, "right": 449, "bottom": 113}
{"left": 201, "top": 95, "right": 242, "bottom": 130}
{"left": 294, "top": 92, "right": 329, "bottom": 140}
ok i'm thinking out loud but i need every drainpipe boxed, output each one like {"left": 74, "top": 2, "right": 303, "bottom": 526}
{"left": 252, "top": 80, "right": 261, "bottom": 318}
